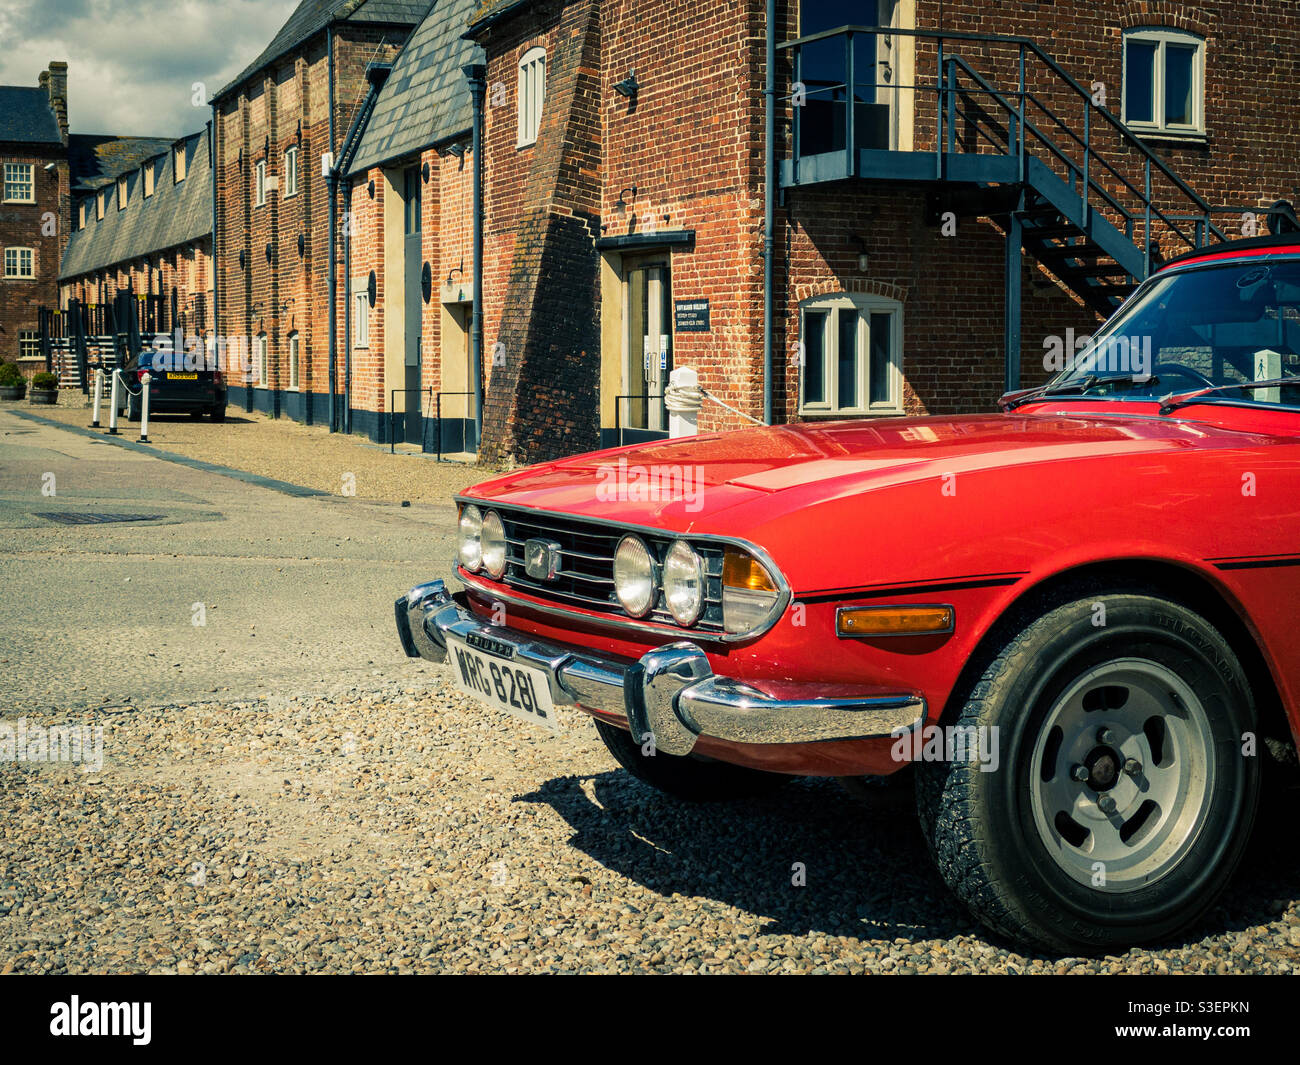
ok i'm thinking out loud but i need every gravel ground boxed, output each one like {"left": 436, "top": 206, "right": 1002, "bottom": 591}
{"left": 6, "top": 394, "right": 486, "bottom": 504}
{"left": 3, "top": 676, "right": 1298, "bottom": 975}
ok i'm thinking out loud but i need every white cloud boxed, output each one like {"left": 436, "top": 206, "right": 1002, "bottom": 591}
{"left": 0, "top": 0, "right": 301, "bottom": 137}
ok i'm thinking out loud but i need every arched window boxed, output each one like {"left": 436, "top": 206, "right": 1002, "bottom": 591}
{"left": 799, "top": 292, "right": 903, "bottom": 415}
{"left": 518, "top": 46, "right": 546, "bottom": 147}
{"left": 1122, "top": 28, "right": 1205, "bottom": 137}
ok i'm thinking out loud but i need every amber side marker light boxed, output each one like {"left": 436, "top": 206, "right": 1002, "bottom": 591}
{"left": 836, "top": 604, "right": 955, "bottom": 638}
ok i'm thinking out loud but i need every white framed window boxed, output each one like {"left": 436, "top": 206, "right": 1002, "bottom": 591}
{"left": 517, "top": 46, "right": 546, "bottom": 147}
{"left": 117, "top": 175, "right": 128, "bottom": 210}
{"left": 4, "top": 247, "right": 35, "bottom": 279}
{"left": 284, "top": 145, "right": 298, "bottom": 197}
{"left": 1122, "top": 28, "right": 1205, "bottom": 137}
{"left": 3, "top": 163, "right": 34, "bottom": 203}
{"left": 352, "top": 280, "right": 370, "bottom": 348}
{"left": 174, "top": 145, "right": 187, "bottom": 182}
{"left": 18, "top": 331, "right": 39, "bottom": 359}
{"left": 256, "top": 334, "right": 268, "bottom": 386}
{"left": 255, "top": 159, "right": 267, "bottom": 206}
{"left": 798, "top": 293, "right": 903, "bottom": 415}
{"left": 288, "top": 332, "right": 300, "bottom": 390}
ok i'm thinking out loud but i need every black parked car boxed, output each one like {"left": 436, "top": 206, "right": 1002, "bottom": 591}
{"left": 118, "top": 348, "right": 226, "bottom": 421}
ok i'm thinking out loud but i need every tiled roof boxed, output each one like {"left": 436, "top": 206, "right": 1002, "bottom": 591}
{"left": 214, "top": 0, "right": 427, "bottom": 102}
{"left": 348, "top": 0, "right": 482, "bottom": 175}
{"left": 59, "top": 129, "right": 212, "bottom": 280}
{"left": 68, "top": 135, "right": 175, "bottom": 193}
{"left": 0, "top": 86, "right": 62, "bottom": 144}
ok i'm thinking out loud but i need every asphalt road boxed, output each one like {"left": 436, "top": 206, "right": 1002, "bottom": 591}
{"left": 0, "top": 409, "right": 458, "bottom": 713}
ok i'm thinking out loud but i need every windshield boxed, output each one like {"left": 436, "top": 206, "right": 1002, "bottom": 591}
{"left": 1045, "top": 258, "right": 1300, "bottom": 408}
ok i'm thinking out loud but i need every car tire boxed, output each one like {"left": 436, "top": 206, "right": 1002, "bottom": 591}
{"left": 189, "top": 410, "right": 203, "bottom": 419}
{"left": 915, "top": 590, "right": 1259, "bottom": 954}
{"left": 210, "top": 406, "right": 226, "bottom": 422}
{"left": 593, "top": 719, "right": 788, "bottom": 802}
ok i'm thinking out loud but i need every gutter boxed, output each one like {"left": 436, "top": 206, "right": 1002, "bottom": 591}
{"left": 461, "top": 0, "right": 530, "bottom": 40}
{"left": 763, "top": 0, "right": 775, "bottom": 426}
{"left": 327, "top": 24, "right": 338, "bottom": 431}
{"left": 464, "top": 63, "right": 487, "bottom": 452}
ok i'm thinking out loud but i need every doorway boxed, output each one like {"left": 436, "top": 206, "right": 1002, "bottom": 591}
{"left": 402, "top": 165, "right": 423, "bottom": 445}
{"left": 622, "top": 256, "right": 671, "bottom": 436}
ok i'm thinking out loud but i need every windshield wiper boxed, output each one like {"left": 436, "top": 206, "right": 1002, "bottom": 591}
{"left": 1158, "top": 376, "right": 1300, "bottom": 415}
{"left": 999, "top": 374, "right": 1160, "bottom": 412}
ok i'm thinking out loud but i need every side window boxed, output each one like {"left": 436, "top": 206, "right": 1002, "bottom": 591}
{"left": 1122, "top": 28, "right": 1205, "bottom": 136}
{"left": 799, "top": 294, "right": 903, "bottom": 415}
{"left": 255, "top": 159, "right": 267, "bottom": 206}
{"left": 517, "top": 46, "right": 546, "bottom": 147}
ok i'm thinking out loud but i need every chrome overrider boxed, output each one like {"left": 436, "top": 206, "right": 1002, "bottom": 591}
{"left": 396, "top": 580, "right": 926, "bottom": 757}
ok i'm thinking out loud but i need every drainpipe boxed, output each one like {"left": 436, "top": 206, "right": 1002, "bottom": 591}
{"left": 343, "top": 201, "right": 352, "bottom": 435}
{"left": 207, "top": 117, "right": 218, "bottom": 362}
{"left": 762, "top": 0, "right": 776, "bottom": 426}
{"left": 327, "top": 24, "right": 338, "bottom": 431}
{"left": 464, "top": 63, "right": 486, "bottom": 453}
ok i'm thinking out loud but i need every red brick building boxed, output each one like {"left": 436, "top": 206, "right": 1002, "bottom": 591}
{"left": 0, "top": 63, "right": 70, "bottom": 374}
{"left": 59, "top": 130, "right": 214, "bottom": 344}
{"left": 230, "top": 0, "right": 1300, "bottom": 463}
{"left": 210, "top": 0, "right": 427, "bottom": 426}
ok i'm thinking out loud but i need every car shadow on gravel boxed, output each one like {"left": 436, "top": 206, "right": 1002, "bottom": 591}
{"left": 518, "top": 771, "right": 979, "bottom": 943}
{"left": 520, "top": 770, "right": 1300, "bottom": 955}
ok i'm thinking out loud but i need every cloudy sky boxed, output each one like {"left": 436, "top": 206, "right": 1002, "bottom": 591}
{"left": 0, "top": 0, "right": 301, "bottom": 138}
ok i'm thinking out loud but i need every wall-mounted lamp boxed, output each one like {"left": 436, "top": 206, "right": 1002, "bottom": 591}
{"left": 853, "top": 236, "right": 869, "bottom": 272}
{"left": 613, "top": 70, "right": 640, "bottom": 99}
{"left": 614, "top": 185, "right": 638, "bottom": 215}
{"left": 446, "top": 263, "right": 465, "bottom": 285}
{"left": 438, "top": 143, "right": 467, "bottom": 158}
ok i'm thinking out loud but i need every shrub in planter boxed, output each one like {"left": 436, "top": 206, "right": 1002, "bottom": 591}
{"left": 30, "top": 371, "right": 58, "bottom": 404}
{"left": 0, "top": 362, "right": 25, "bottom": 400}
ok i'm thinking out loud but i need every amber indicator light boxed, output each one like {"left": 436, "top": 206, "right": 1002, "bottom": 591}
{"left": 837, "top": 604, "right": 955, "bottom": 637}
{"left": 722, "top": 548, "right": 776, "bottom": 591}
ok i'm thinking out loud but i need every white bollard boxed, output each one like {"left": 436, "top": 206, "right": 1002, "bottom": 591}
{"left": 108, "top": 369, "right": 121, "bottom": 435}
{"left": 90, "top": 369, "right": 103, "bottom": 428}
{"left": 139, "top": 372, "right": 151, "bottom": 443}
{"left": 667, "top": 366, "right": 701, "bottom": 438}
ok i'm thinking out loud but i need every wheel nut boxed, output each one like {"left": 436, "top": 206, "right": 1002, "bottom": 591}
{"left": 1071, "top": 764, "right": 1089, "bottom": 782}
{"left": 1098, "top": 795, "right": 1117, "bottom": 815}
{"left": 1124, "top": 758, "right": 1142, "bottom": 776}
{"left": 1097, "top": 727, "right": 1116, "bottom": 745}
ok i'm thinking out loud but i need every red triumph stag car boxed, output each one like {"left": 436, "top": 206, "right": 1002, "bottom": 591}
{"left": 397, "top": 235, "right": 1300, "bottom": 953}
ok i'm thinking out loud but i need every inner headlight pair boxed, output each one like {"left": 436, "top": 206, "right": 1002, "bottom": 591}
{"left": 458, "top": 504, "right": 506, "bottom": 579}
{"left": 613, "top": 536, "right": 704, "bottom": 625}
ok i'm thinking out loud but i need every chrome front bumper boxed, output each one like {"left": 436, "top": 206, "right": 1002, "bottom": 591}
{"left": 396, "top": 579, "right": 926, "bottom": 757}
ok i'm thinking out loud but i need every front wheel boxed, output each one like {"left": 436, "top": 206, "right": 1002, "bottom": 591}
{"left": 916, "top": 591, "right": 1259, "bottom": 954}
{"left": 593, "top": 719, "right": 788, "bottom": 801}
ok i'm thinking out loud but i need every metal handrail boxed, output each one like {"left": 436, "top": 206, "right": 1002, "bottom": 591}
{"left": 434, "top": 390, "right": 475, "bottom": 462}
{"left": 388, "top": 386, "right": 434, "bottom": 453}
{"left": 779, "top": 24, "right": 1227, "bottom": 265}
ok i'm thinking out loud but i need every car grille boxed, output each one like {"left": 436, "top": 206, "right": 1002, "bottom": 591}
{"left": 491, "top": 505, "right": 727, "bottom": 633}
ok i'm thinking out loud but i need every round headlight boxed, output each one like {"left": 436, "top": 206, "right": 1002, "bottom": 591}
{"left": 613, "top": 535, "right": 656, "bottom": 617}
{"left": 458, "top": 504, "right": 483, "bottom": 572}
{"left": 481, "top": 510, "right": 506, "bottom": 578}
{"left": 663, "top": 539, "right": 704, "bottom": 625}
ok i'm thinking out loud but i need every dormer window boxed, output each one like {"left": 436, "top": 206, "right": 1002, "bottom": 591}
{"left": 143, "top": 161, "right": 155, "bottom": 197}
{"left": 96, "top": 191, "right": 104, "bottom": 219}
{"left": 174, "top": 144, "right": 187, "bottom": 182}
{"left": 117, "top": 175, "right": 128, "bottom": 210}
{"left": 517, "top": 46, "right": 546, "bottom": 147}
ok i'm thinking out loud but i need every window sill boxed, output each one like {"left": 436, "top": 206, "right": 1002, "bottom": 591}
{"left": 516, "top": 138, "right": 537, "bottom": 150}
{"left": 2, "top": 198, "right": 36, "bottom": 205}
{"left": 799, "top": 408, "right": 904, "bottom": 418}
{"left": 1129, "top": 128, "right": 1209, "bottom": 147}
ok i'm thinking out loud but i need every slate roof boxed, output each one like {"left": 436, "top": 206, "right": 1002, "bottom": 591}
{"left": 347, "top": 0, "right": 482, "bottom": 174}
{"left": 68, "top": 135, "right": 175, "bottom": 193}
{"left": 465, "top": 0, "right": 529, "bottom": 34}
{"left": 0, "top": 86, "right": 62, "bottom": 145}
{"left": 214, "top": 0, "right": 427, "bottom": 102}
{"left": 59, "top": 129, "right": 212, "bottom": 280}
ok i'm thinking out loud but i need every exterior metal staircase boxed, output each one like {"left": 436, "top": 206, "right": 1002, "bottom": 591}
{"left": 776, "top": 26, "right": 1291, "bottom": 382}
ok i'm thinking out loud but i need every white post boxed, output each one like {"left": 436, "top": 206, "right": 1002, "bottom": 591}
{"left": 667, "top": 366, "right": 700, "bottom": 439}
{"left": 90, "top": 369, "right": 103, "bottom": 428}
{"left": 107, "top": 369, "right": 121, "bottom": 435}
{"left": 139, "top": 372, "right": 152, "bottom": 443}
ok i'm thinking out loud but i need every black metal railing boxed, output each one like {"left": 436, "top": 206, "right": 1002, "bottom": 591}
{"left": 780, "top": 26, "right": 1230, "bottom": 271}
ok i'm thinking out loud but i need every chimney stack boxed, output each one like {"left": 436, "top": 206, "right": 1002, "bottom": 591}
{"left": 45, "top": 61, "right": 69, "bottom": 144}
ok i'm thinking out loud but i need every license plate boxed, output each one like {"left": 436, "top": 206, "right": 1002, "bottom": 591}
{"left": 167, "top": 373, "right": 198, "bottom": 380}
{"left": 446, "top": 635, "right": 558, "bottom": 732}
